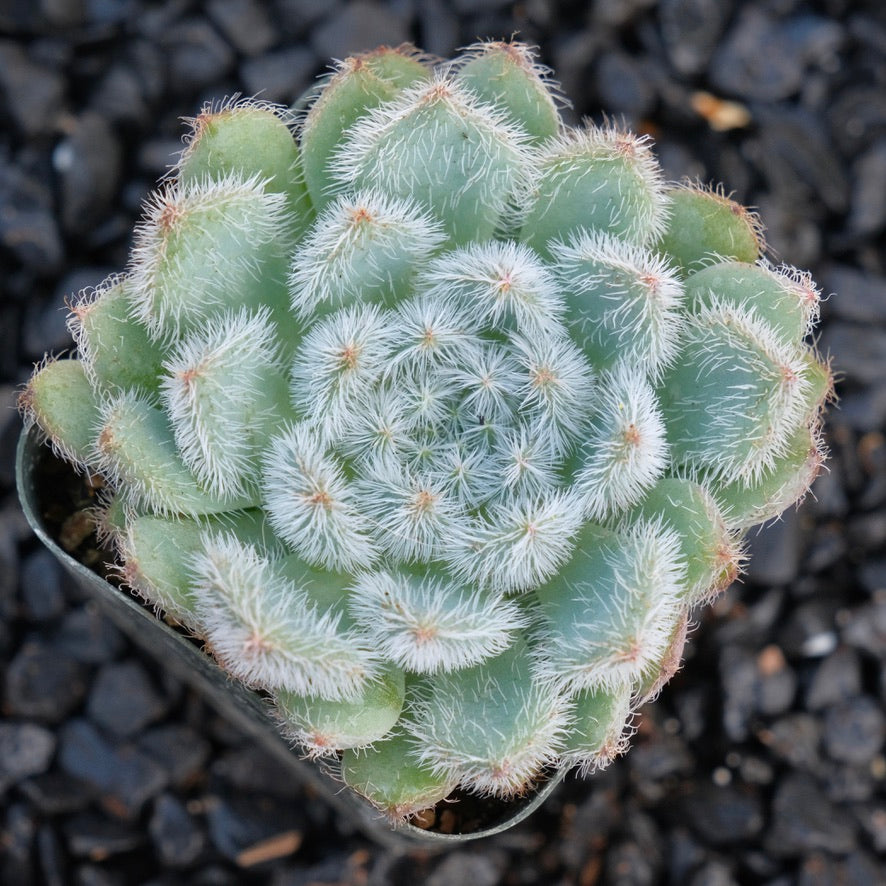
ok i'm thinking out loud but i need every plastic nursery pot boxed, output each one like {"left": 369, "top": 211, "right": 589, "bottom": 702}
{"left": 16, "top": 426, "right": 568, "bottom": 847}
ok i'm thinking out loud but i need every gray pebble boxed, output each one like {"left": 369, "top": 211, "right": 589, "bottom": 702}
{"left": 0, "top": 161, "right": 64, "bottom": 273}
{"left": 0, "top": 722, "right": 57, "bottom": 792}
{"left": 18, "top": 771, "right": 96, "bottom": 816}
{"left": 847, "top": 140, "right": 886, "bottom": 236}
{"left": 53, "top": 603, "right": 126, "bottom": 665}
{"left": 684, "top": 783, "right": 764, "bottom": 846}
{"left": 20, "top": 548, "right": 66, "bottom": 622}
{"left": 58, "top": 719, "right": 168, "bottom": 819}
{"left": 0, "top": 40, "right": 65, "bottom": 137}
{"left": 823, "top": 696, "right": 885, "bottom": 766}
{"left": 160, "top": 19, "right": 236, "bottom": 92}
{"left": 86, "top": 660, "right": 170, "bottom": 738}
{"left": 820, "top": 322, "right": 886, "bottom": 386}
{"left": 53, "top": 112, "right": 123, "bottom": 235}
{"left": 207, "top": 0, "right": 277, "bottom": 57}
{"left": 149, "top": 793, "right": 206, "bottom": 868}
{"left": 806, "top": 647, "right": 862, "bottom": 711}
{"left": 820, "top": 263, "right": 886, "bottom": 324}
{"left": 766, "top": 773, "right": 857, "bottom": 856}
{"left": 63, "top": 811, "right": 144, "bottom": 858}
{"left": 4, "top": 642, "right": 89, "bottom": 723}
{"left": 240, "top": 46, "right": 317, "bottom": 105}
{"left": 137, "top": 723, "right": 212, "bottom": 788}
{"left": 311, "top": 1, "right": 411, "bottom": 62}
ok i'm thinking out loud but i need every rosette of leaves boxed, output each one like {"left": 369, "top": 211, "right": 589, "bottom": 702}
{"left": 21, "top": 42, "right": 831, "bottom": 823}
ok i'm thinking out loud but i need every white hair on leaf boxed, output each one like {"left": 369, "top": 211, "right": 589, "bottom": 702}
{"left": 575, "top": 362, "right": 669, "bottom": 521}
{"left": 160, "top": 307, "right": 283, "bottom": 499}
{"left": 416, "top": 240, "right": 565, "bottom": 336}
{"left": 404, "top": 641, "right": 571, "bottom": 798}
{"left": 388, "top": 293, "right": 484, "bottom": 374}
{"left": 553, "top": 229, "right": 686, "bottom": 378}
{"left": 192, "top": 533, "right": 377, "bottom": 701}
{"left": 128, "top": 172, "right": 290, "bottom": 342}
{"left": 290, "top": 303, "right": 396, "bottom": 438}
{"left": 444, "top": 488, "right": 584, "bottom": 593}
{"left": 510, "top": 330, "right": 595, "bottom": 456}
{"left": 349, "top": 569, "right": 528, "bottom": 673}
{"left": 533, "top": 520, "right": 686, "bottom": 695}
{"left": 288, "top": 188, "right": 446, "bottom": 320}
{"left": 261, "top": 423, "right": 378, "bottom": 571}
{"left": 354, "top": 461, "right": 464, "bottom": 563}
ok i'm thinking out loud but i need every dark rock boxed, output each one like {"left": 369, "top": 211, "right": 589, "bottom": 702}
{"left": 806, "top": 646, "right": 862, "bottom": 710}
{"left": 86, "top": 660, "right": 169, "bottom": 738}
{"left": 160, "top": 19, "right": 236, "bottom": 92}
{"left": 761, "top": 713, "right": 822, "bottom": 771}
{"left": 37, "top": 823, "right": 66, "bottom": 886}
{"left": 820, "top": 322, "right": 886, "bottom": 387}
{"left": 799, "top": 853, "right": 838, "bottom": 886}
{"left": 273, "top": 0, "right": 339, "bottom": 33}
{"left": 18, "top": 771, "right": 96, "bottom": 815}
{"left": 426, "top": 850, "right": 508, "bottom": 886}
{"left": 803, "top": 524, "right": 848, "bottom": 576}
{"left": 205, "top": 793, "right": 305, "bottom": 866}
{"left": 0, "top": 161, "right": 64, "bottom": 274}
{"left": 137, "top": 723, "right": 212, "bottom": 788}
{"left": 149, "top": 793, "right": 206, "bottom": 867}
{"left": 822, "top": 761, "right": 878, "bottom": 804}
{"left": 0, "top": 40, "right": 66, "bottom": 137}
{"left": 658, "top": 0, "right": 730, "bottom": 76}
{"left": 754, "top": 107, "right": 849, "bottom": 216}
{"left": 211, "top": 744, "right": 307, "bottom": 800}
{"left": 54, "top": 112, "right": 123, "bottom": 235}
{"left": 0, "top": 803, "right": 36, "bottom": 884}
{"left": 20, "top": 548, "right": 66, "bottom": 622}
{"left": 666, "top": 827, "right": 705, "bottom": 885}
{"left": 709, "top": 9, "right": 805, "bottom": 102}
{"left": 830, "top": 383, "right": 886, "bottom": 435}
{"left": 53, "top": 603, "right": 125, "bottom": 664}
{"left": 628, "top": 732, "right": 694, "bottom": 791}
{"left": 207, "top": 0, "right": 277, "bottom": 56}
{"left": 847, "top": 511, "right": 886, "bottom": 552}
{"left": 741, "top": 510, "right": 801, "bottom": 586}
{"left": 240, "top": 46, "right": 317, "bottom": 106}
{"left": 838, "top": 851, "right": 886, "bottom": 886}
{"left": 822, "top": 696, "right": 885, "bottom": 765}
{"left": 595, "top": 51, "right": 655, "bottom": 120}
{"left": 847, "top": 140, "right": 886, "bottom": 236}
{"left": 689, "top": 860, "right": 739, "bottom": 886}
{"left": 415, "top": 0, "right": 459, "bottom": 58}
{"left": 820, "top": 264, "right": 886, "bottom": 324}
{"left": 64, "top": 811, "right": 144, "bottom": 858}
{"left": 766, "top": 774, "right": 857, "bottom": 856}
{"left": 311, "top": 1, "right": 411, "bottom": 61}
{"left": 75, "top": 866, "right": 127, "bottom": 886}
{"left": 853, "top": 803, "right": 886, "bottom": 853}
{"left": 720, "top": 643, "right": 797, "bottom": 740}
{"left": 58, "top": 719, "right": 168, "bottom": 819}
{"left": 710, "top": 10, "right": 842, "bottom": 102}
{"left": 604, "top": 840, "right": 657, "bottom": 886}
{"left": 3, "top": 641, "right": 89, "bottom": 723}
{"left": 684, "top": 783, "right": 764, "bottom": 845}
{"left": 827, "top": 83, "right": 886, "bottom": 157}
{"left": 842, "top": 597, "right": 886, "bottom": 657}
{"left": 0, "top": 722, "right": 56, "bottom": 792}
{"left": 858, "top": 558, "right": 886, "bottom": 596}
{"left": 779, "top": 599, "right": 841, "bottom": 660}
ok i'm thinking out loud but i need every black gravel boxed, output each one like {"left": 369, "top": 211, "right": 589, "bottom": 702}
{"left": 2, "top": 1, "right": 885, "bottom": 883}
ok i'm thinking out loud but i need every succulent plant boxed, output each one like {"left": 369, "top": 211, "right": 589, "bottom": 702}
{"left": 21, "top": 41, "right": 831, "bottom": 824}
